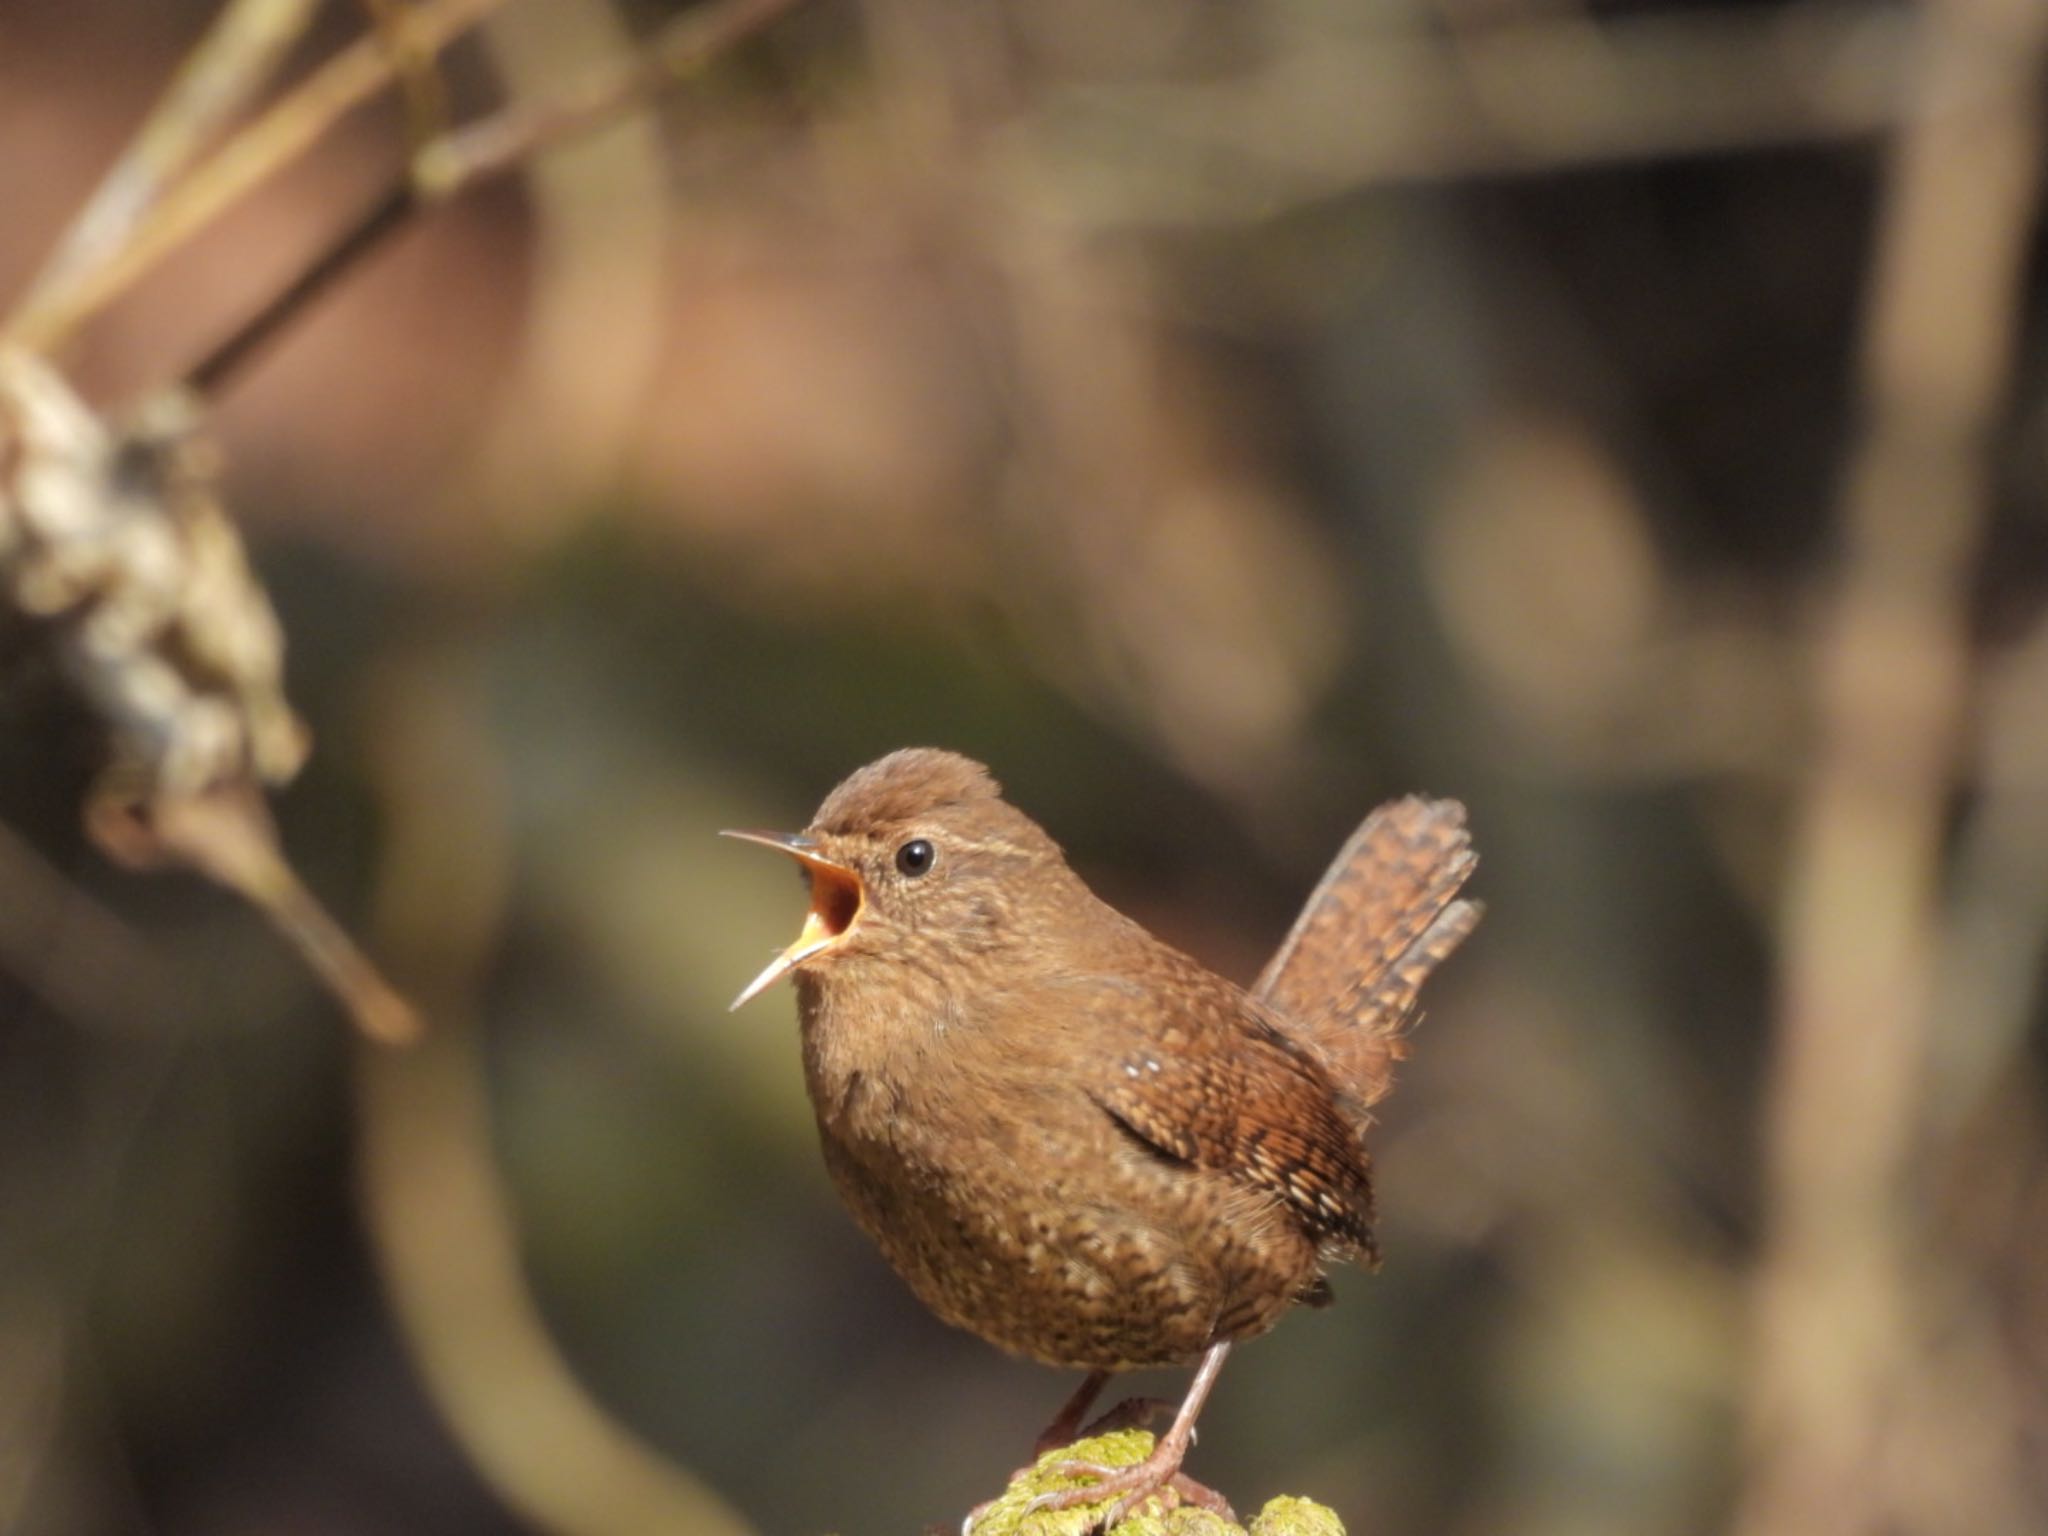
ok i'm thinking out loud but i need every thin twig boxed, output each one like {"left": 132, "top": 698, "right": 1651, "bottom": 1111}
{"left": 184, "top": 181, "right": 420, "bottom": 396}
{"left": 414, "top": 0, "right": 808, "bottom": 198}
{"left": 89, "top": 788, "right": 422, "bottom": 1045}
{"left": 184, "top": 0, "right": 810, "bottom": 396}
{"left": 1, "top": 0, "right": 509, "bottom": 358}
{"left": 12, "top": 0, "right": 322, "bottom": 328}
{"left": 362, "top": 0, "right": 455, "bottom": 157}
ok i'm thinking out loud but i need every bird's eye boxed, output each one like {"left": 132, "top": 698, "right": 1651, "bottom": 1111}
{"left": 895, "top": 838, "right": 935, "bottom": 877}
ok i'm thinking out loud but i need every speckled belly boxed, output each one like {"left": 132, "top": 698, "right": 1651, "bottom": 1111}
{"left": 816, "top": 1125, "right": 1311, "bottom": 1370}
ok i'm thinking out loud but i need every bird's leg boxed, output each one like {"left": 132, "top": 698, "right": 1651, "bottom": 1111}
{"left": 1034, "top": 1369, "right": 1112, "bottom": 1456}
{"left": 1027, "top": 1341, "right": 1236, "bottom": 1528}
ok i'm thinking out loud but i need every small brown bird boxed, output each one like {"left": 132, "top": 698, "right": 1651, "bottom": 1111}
{"left": 726, "top": 749, "right": 1478, "bottom": 1526}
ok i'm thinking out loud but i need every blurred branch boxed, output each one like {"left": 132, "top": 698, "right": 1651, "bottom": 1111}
{"left": 1, "top": 0, "right": 509, "bottom": 358}
{"left": 354, "top": 656, "right": 758, "bottom": 1536}
{"left": 454, "top": 0, "right": 673, "bottom": 531}
{"left": 1929, "top": 618, "right": 2048, "bottom": 1136}
{"left": 359, "top": 1027, "right": 763, "bottom": 1536}
{"left": 412, "top": 0, "right": 808, "bottom": 199}
{"left": 9, "top": 0, "right": 322, "bottom": 331}
{"left": 0, "top": 362, "right": 305, "bottom": 791}
{"left": 0, "top": 350, "right": 416, "bottom": 1042}
{"left": 91, "top": 786, "right": 421, "bottom": 1044}
{"left": 5, "top": 0, "right": 809, "bottom": 1034}
{"left": 187, "top": 0, "right": 809, "bottom": 396}
{"left": 1015, "top": 3, "right": 1916, "bottom": 228}
{"left": 1738, "top": 0, "right": 2048, "bottom": 1532}
{"left": 182, "top": 181, "right": 421, "bottom": 398}
{"left": 362, "top": 0, "right": 456, "bottom": 157}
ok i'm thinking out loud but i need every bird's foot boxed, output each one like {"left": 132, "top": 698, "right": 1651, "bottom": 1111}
{"left": 1026, "top": 1447, "right": 1236, "bottom": 1529}
{"left": 968, "top": 1414, "right": 1169, "bottom": 1535}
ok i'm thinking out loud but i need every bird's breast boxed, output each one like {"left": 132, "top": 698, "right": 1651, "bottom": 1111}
{"left": 789, "top": 975, "right": 1319, "bottom": 1369}
{"left": 793, "top": 968, "right": 938, "bottom": 1139}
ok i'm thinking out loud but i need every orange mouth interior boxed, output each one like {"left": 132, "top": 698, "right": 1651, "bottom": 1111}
{"left": 806, "top": 860, "right": 863, "bottom": 941}
{"left": 725, "top": 832, "right": 869, "bottom": 1010}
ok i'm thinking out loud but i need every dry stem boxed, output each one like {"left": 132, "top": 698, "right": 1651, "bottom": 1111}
{"left": 1, "top": 0, "right": 508, "bottom": 358}
{"left": 1737, "top": 0, "right": 2048, "bottom": 1532}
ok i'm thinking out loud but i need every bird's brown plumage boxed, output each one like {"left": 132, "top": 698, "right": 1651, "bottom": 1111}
{"left": 739, "top": 747, "right": 1479, "bottom": 1375}
{"left": 1258, "top": 794, "right": 1482, "bottom": 1110}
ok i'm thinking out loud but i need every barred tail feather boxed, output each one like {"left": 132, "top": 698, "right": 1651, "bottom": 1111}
{"left": 1255, "top": 797, "right": 1479, "bottom": 1108}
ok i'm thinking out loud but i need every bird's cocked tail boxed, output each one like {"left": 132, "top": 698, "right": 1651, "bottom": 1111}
{"left": 1255, "top": 797, "right": 1479, "bottom": 1108}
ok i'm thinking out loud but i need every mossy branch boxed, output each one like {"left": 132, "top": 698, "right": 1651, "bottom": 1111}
{"left": 962, "top": 1432, "right": 1344, "bottom": 1536}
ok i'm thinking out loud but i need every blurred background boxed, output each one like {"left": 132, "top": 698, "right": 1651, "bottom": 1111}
{"left": 1, "top": 0, "right": 2045, "bottom": 1533}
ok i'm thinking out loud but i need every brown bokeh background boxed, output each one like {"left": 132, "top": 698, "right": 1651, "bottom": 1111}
{"left": 2, "top": 1, "right": 2046, "bottom": 1534}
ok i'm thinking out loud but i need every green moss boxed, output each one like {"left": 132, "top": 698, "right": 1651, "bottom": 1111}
{"left": 1247, "top": 1497, "right": 1347, "bottom": 1536}
{"left": 961, "top": 1432, "right": 1345, "bottom": 1536}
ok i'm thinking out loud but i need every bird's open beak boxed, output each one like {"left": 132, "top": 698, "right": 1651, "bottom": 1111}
{"left": 721, "top": 829, "right": 866, "bottom": 1010}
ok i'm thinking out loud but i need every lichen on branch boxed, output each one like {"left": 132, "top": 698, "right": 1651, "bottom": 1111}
{"left": 962, "top": 1431, "right": 1345, "bottom": 1536}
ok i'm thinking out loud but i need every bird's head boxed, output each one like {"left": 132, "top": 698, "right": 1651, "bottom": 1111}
{"left": 724, "top": 748, "right": 1072, "bottom": 1009}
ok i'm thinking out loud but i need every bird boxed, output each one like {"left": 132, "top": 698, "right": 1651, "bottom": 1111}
{"left": 724, "top": 748, "right": 1479, "bottom": 1527}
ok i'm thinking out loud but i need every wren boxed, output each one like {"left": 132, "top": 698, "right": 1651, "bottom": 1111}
{"left": 726, "top": 749, "right": 1478, "bottom": 1527}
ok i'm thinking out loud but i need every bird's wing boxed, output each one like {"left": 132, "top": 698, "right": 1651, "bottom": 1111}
{"left": 1254, "top": 797, "right": 1479, "bottom": 1107}
{"left": 1061, "top": 967, "right": 1378, "bottom": 1256}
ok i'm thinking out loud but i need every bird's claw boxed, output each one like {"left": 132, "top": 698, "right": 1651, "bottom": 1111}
{"left": 1025, "top": 1459, "right": 1236, "bottom": 1529}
